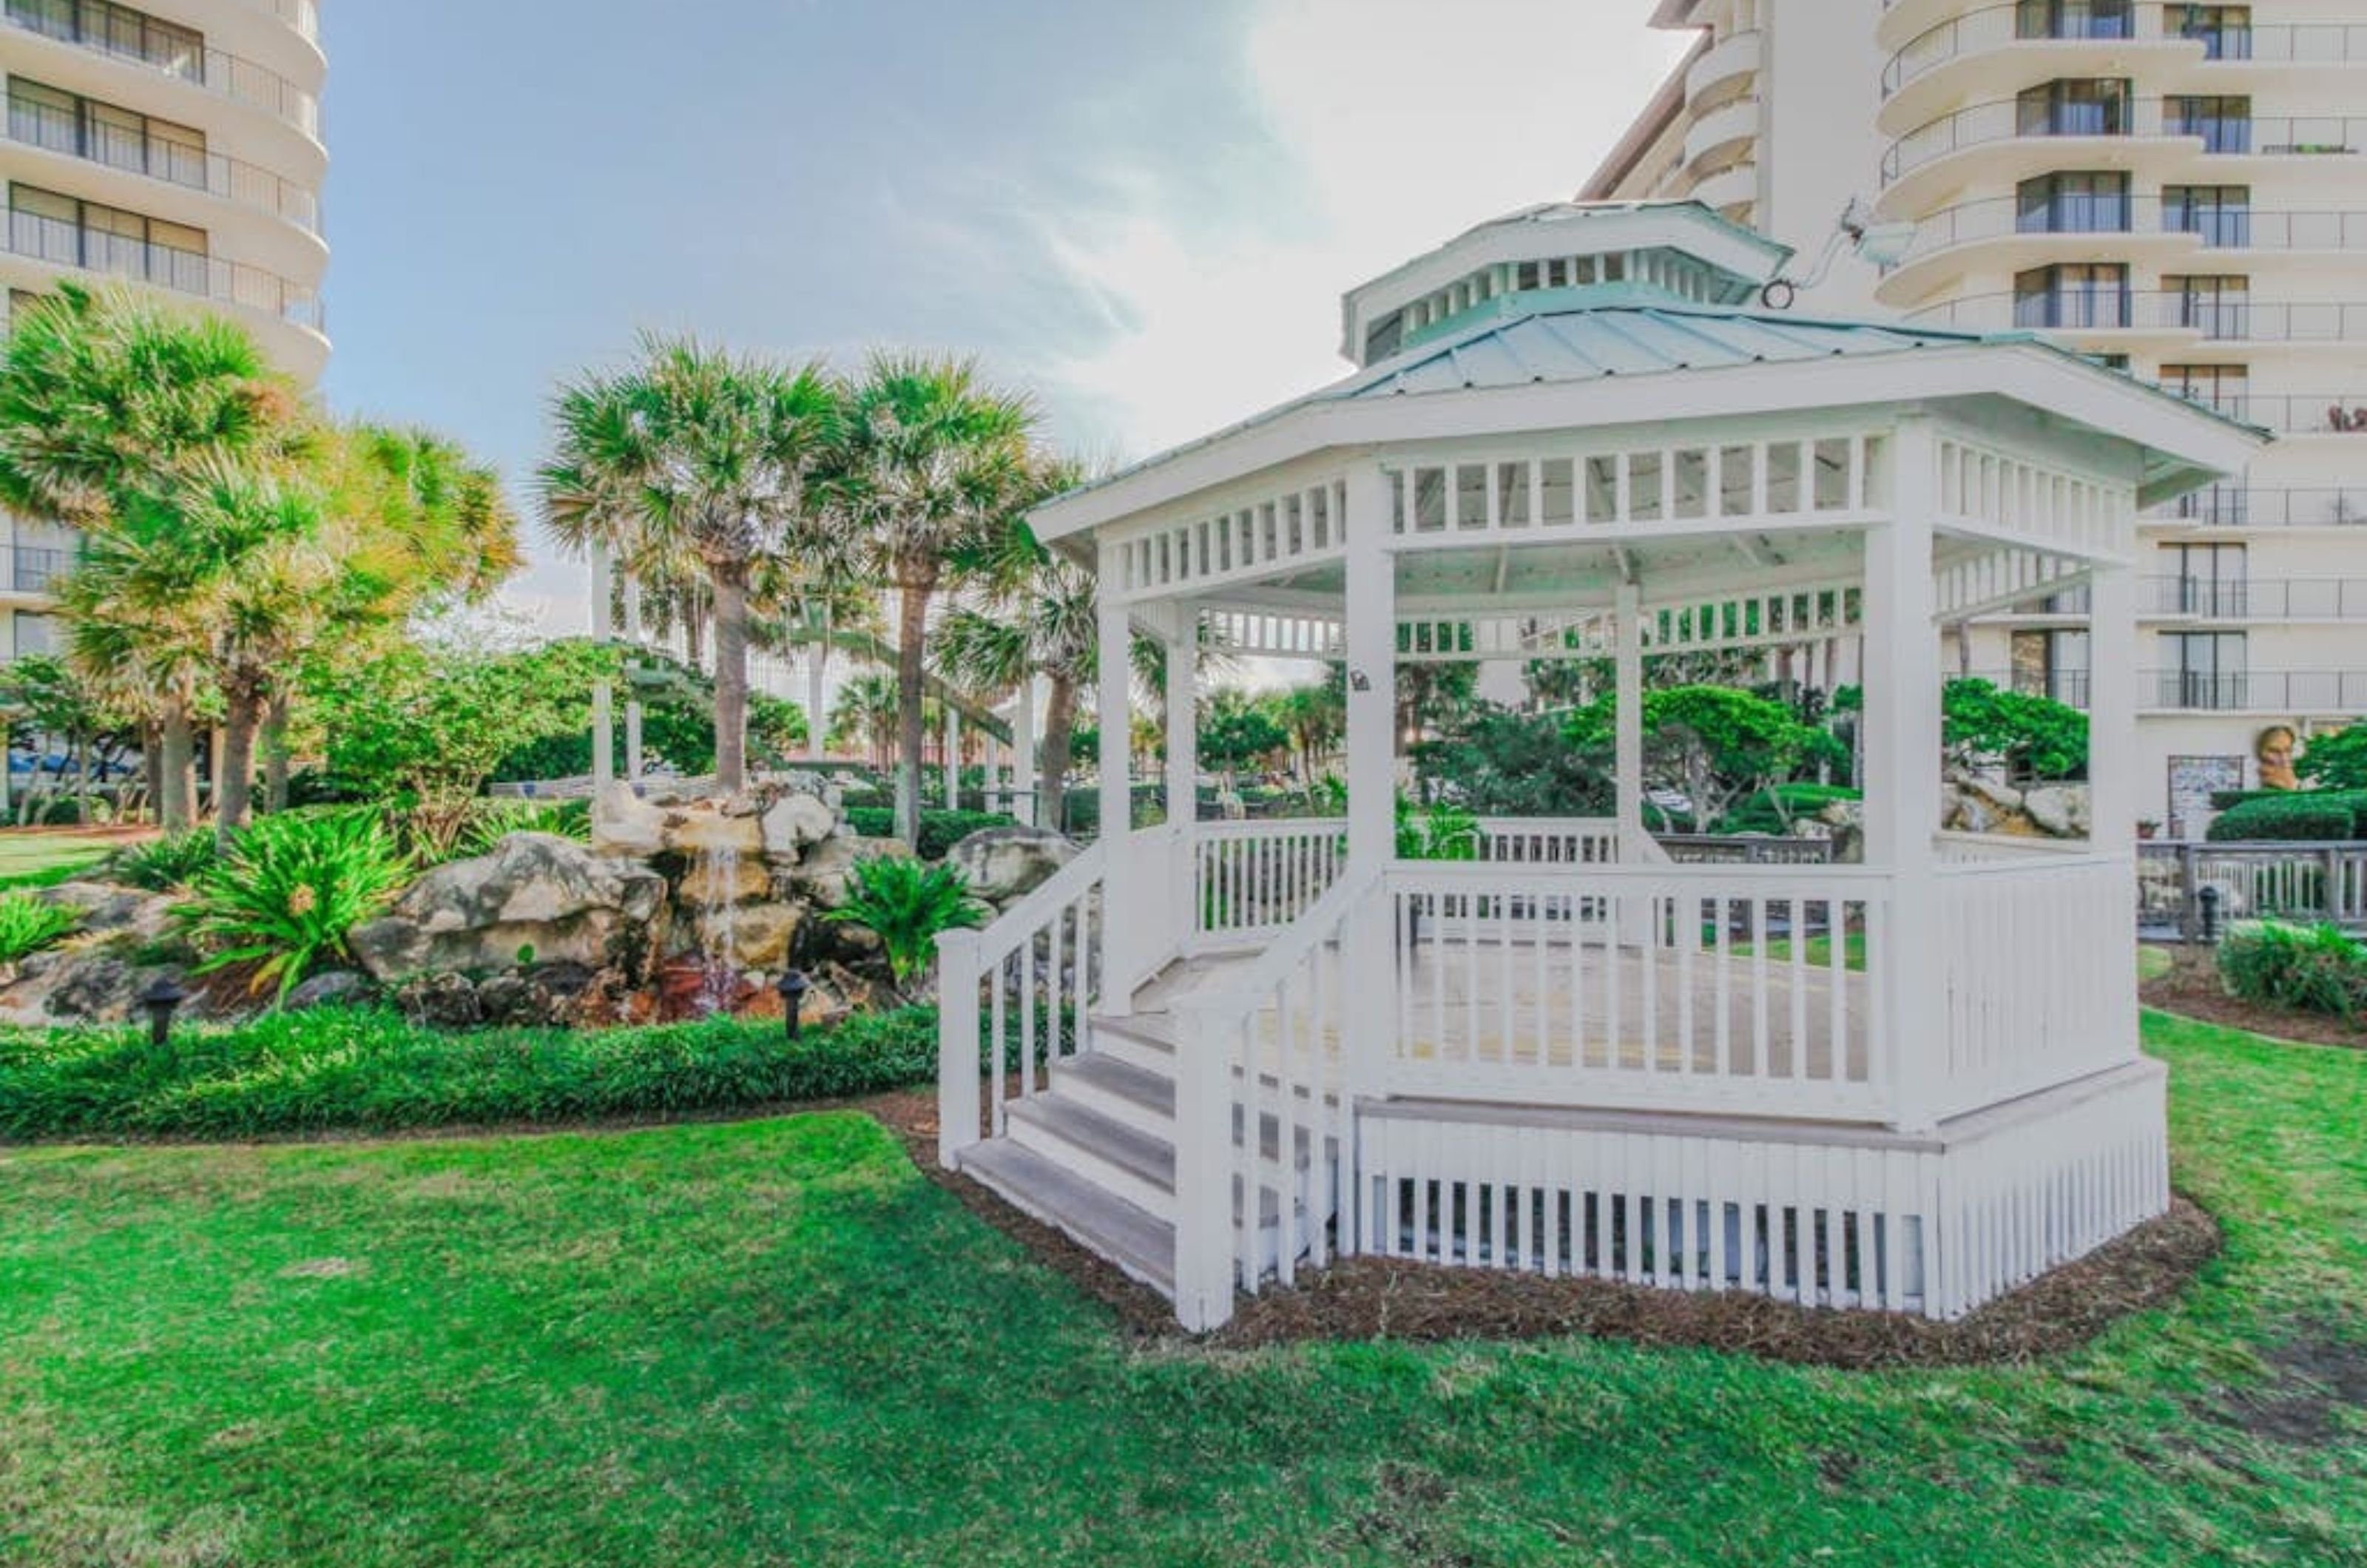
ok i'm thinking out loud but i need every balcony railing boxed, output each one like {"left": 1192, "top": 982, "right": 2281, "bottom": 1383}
{"left": 2165, "top": 394, "right": 2367, "bottom": 436}
{"left": 2147, "top": 669, "right": 2367, "bottom": 711}
{"left": 4, "top": 95, "right": 320, "bottom": 233}
{"left": 2, "top": 1, "right": 320, "bottom": 141}
{"left": 239, "top": 0, "right": 317, "bottom": 44}
{"left": 2143, "top": 577, "right": 2367, "bottom": 620}
{"left": 2149, "top": 486, "right": 2367, "bottom": 527}
{"left": 1883, "top": 98, "right": 2367, "bottom": 184}
{"left": 6, "top": 545, "right": 70, "bottom": 595}
{"left": 1891, "top": 197, "right": 2367, "bottom": 270}
{"left": 1903, "top": 291, "right": 2367, "bottom": 342}
{"left": 1885, "top": 6, "right": 2367, "bottom": 98}
{"left": 4, "top": 208, "right": 324, "bottom": 334}
{"left": 1962, "top": 668, "right": 2092, "bottom": 709}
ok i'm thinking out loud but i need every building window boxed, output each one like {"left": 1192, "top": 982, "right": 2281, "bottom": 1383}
{"left": 2015, "top": 1, "right": 2133, "bottom": 40}
{"left": 2161, "top": 632, "right": 2247, "bottom": 709}
{"left": 2015, "top": 263, "right": 2130, "bottom": 328}
{"left": 9, "top": 609, "right": 57, "bottom": 659}
{"left": 2017, "top": 79, "right": 2133, "bottom": 138}
{"left": 2161, "top": 362, "right": 2249, "bottom": 416}
{"left": 2164, "top": 183, "right": 2251, "bottom": 246}
{"left": 7, "top": 183, "right": 207, "bottom": 294}
{"left": 2011, "top": 629, "right": 2090, "bottom": 708}
{"left": 5, "top": 78, "right": 206, "bottom": 189}
{"left": 2168, "top": 95, "right": 2252, "bottom": 153}
{"left": 2, "top": 1, "right": 203, "bottom": 83}
{"left": 2164, "top": 542, "right": 2248, "bottom": 616}
{"left": 2163, "top": 274, "right": 2250, "bottom": 337}
{"left": 2174, "top": 4, "right": 2253, "bottom": 58}
{"left": 2016, "top": 171, "right": 2130, "bottom": 233}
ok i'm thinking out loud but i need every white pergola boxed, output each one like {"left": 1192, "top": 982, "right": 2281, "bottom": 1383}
{"left": 939, "top": 203, "right": 2260, "bottom": 1331}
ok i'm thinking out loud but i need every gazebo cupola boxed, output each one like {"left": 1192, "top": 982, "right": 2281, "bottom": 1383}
{"left": 1341, "top": 200, "right": 1791, "bottom": 366}
{"left": 937, "top": 199, "right": 2261, "bottom": 1334}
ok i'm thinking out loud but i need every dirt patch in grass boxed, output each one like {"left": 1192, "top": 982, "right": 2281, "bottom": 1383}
{"left": 2204, "top": 1323, "right": 2367, "bottom": 1447}
{"left": 863, "top": 1090, "right": 2224, "bottom": 1368}
{"left": 2144, "top": 948, "right": 2367, "bottom": 1051}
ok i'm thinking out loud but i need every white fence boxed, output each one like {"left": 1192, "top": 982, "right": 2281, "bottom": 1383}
{"left": 1189, "top": 820, "right": 1346, "bottom": 948}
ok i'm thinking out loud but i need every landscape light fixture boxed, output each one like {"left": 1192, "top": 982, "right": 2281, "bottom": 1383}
{"left": 140, "top": 977, "right": 189, "bottom": 1050}
{"left": 776, "top": 970, "right": 811, "bottom": 1039}
{"left": 1758, "top": 198, "right": 1919, "bottom": 311}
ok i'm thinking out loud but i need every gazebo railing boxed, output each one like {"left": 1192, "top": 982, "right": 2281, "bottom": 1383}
{"left": 1379, "top": 862, "right": 1891, "bottom": 1121}
{"left": 1189, "top": 820, "right": 1347, "bottom": 949}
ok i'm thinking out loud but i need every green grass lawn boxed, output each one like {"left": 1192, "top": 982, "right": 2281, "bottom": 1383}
{"left": 0, "top": 829, "right": 122, "bottom": 889}
{"left": 0, "top": 1014, "right": 2360, "bottom": 1566}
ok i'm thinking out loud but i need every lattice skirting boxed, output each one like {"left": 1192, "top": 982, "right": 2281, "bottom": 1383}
{"left": 1353, "top": 1061, "right": 2169, "bottom": 1320}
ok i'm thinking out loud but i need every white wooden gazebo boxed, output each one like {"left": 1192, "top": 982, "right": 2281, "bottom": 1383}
{"left": 936, "top": 201, "right": 2259, "bottom": 1332}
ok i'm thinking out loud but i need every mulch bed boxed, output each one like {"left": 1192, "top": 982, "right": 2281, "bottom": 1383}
{"left": 2143, "top": 947, "right": 2367, "bottom": 1051}
{"left": 865, "top": 1092, "right": 2224, "bottom": 1369}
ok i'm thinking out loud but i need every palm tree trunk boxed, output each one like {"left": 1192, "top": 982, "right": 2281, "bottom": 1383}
{"left": 158, "top": 700, "right": 196, "bottom": 833}
{"left": 217, "top": 680, "right": 264, "bottom": 848}
{"left": 142, "top": 722, "right": 163, "bottom": 826}
{"left": 263, "top": 691, "right": 291, "bottom": 812}
{"left": 894, "top": 578, "right": 933, "bottom": 848}
{"left": 1041, "top": 673, "right": 1076, "bottom": 837}
{"left": 807, "top": 616, "right": 829, "bottom": 762}
{"left": 712, "top": 561, "right": 751, "bottom": 793}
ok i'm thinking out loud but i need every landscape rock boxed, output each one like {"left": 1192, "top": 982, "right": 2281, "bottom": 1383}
{"left": 394, "top": 971, "right": 482, "bottom": 1029}
{"left": 760, "top": 792, "right": 837, "bottom": 858}
{"left": 678, "top": 853, "right": 771, "bottom": 907}
{"left": 286, "top": 970, "right": 374, "bottom": 1012}
{"left": 1964, "top": 777, "right": 2026, "bottom": 816}
{"left": 663, "top": 809, "right": 763, "bottom": 859}
{"left": 695, "top": 902, "right": 804, "bottom": 972}
{"left": 2024, "top": 786, "right": 2083, "bottom": 838}
{"left": 349, "top": 832, "right": 667, "bottom": 983}
{"left": 946, "top": 825, "right": 1080, "bottom": 907}
{"left": 590, "top": 781, "right": 667, "bottom": 857}
{"left": 793, "top": 834, "right": 906, "bottom": 912}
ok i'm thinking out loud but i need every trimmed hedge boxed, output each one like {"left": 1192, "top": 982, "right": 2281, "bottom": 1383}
{"left": 843, "top": 808, "right": 1017, "bottom": 859}
{"left": 2205, "top": 792, "right": 2367, "bottom": 842}
{"left": 2216, "top": 920, "right": 2367, "bottom": 1018}
{"left": 0, "top": 1006, "right": 941, "bottom": 1142}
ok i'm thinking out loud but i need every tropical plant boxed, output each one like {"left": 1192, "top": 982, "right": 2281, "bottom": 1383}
{"left": 1394, "top": 794, "right": 1481, "bottom": 861}
{"left": 0, "top": 284, "right": 311, "bottom": 831}
{"left": 0, "top": 892, "right": 80, "bottom": 964}
{"left": 0, "top": 654, "right": 139, "bottom": 826}
{"left": 453, "top": 797, "right": 592, "bottom": 859}
{"left": 822, "top": 354, "right": 1036, "bottom": 846}
{"left": 1414, "top": 703, "right": 1615, "bottom": 818}
{"left": 829, "top": 671, "right": 902, "bottom": 769}
{"left": 2216, "top": 919, "right": 2367, "bottom": 1017}
{"left": 2297, "top": 725, "right": 2367, "bottom": 791}
{"left": 1941, "top": 677, "right": 2087, "bottom": 782}
{"left": 1200, "top": 689, "right": 1291, "bottom": 789}
{"left": 108, "top": 829, "right": 222, "bottom": 892}
{"left": 823, "top": 854, "right": 987, "bottom": 996}
{"left": 180, "top": 810, "right": 411, "bottom": 1002}
{"left": 540, "top": 335, "right": 840, "bottom": 794}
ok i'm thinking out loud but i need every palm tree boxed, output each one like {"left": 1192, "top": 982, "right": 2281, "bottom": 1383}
{"left": 821, "top": 354, "right": 1034, "bottom": 847}
{"left": 0, "top": 284, "right": 307, "bottom": 831}
{"left": 829, "top": 670, "right": 900, "bottom": 768}
{"left": 933, "top": 514, "right": 1095, "bottom": 834}
{"left": 540, "top": 336, "right": 840, "bottom": 794}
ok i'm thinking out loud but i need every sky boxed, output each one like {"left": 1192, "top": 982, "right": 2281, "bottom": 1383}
{"left": 317, "top": 0, "right": 1693, "bottom": 636}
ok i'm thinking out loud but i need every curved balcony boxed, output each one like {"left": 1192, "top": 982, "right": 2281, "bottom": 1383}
{"left": 1902, "top": 291, "right": 2367, "bottom": 345}
{"left": 2149, "top": 485, "right": 2367, "bottom": 527}
{"left": 1889, "top": 198, "right": 2367, "bottom": 284}
{"left": 1883, "top": 97, "right": 2182, "bottom": 195}
{"left": 1687, "top": 160, "right": 1759, "bottom": 216}
{"left": 240, "top": 0, "right": 320, "bottom": 45}
{"left": 1881, "top": 3, "right": 2191, "bottom": 118}
{"left": 1683, "top": 97, "right": 1761, "bottom": 178}
{"left": 2184, "top": 21, "right": 2367, "bottom": 67}
{"left": 2, "top": 7, "right": 321, "bottom": 144}
{"left": 1685, "top": 28, "right": 1761, "bottom": 109}
{"left": 1, "top": 206, "right": 324, "bottom": 341}
{"left": 2, "top": 95, "right": 320, "bottom": 236}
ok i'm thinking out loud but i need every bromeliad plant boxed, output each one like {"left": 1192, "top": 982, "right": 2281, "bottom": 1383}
{"left": 825, "top": 854, "right": 988, "bottom": 998}
{"left": 107, "top": 828, "right": 221, "bottom": 891}
{"left": 180, "top": 810, "right": 411, "bottom": 1003}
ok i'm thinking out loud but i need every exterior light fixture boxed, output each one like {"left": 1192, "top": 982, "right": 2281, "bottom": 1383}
{"left": 1759, "top": 198, "right": 1919, "bottom": 310}
{"left": 1348, "top": 669, "right": 1372, "bottom": 692}
{"left": 2198, "top": 885, "right": 2221, "bottom": 944}
{"left": 140, "top": 977, "right": 189, "bottom": 1050}
{"left": 776, "top": 970, "right": 811, "bottom": 1038}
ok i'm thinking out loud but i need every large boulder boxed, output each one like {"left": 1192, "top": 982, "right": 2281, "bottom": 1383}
{"left": 792, "top": 834, "right": 908, "bottom": 912}
{"left": 590, "top": 781, "right": 667, "bottom": 857}
{"left": 2023, "top": 785, "right": 2086, "bottom": 838}
{"left": 350, "top": 833, "right": 667, "bottom": 983}
{"left": 35, "top": 882, "right": 178, "bottom": 942}
{"left": 760, "top": 792, "right": 837, "bottom": 859}
{"left": 694, "top": 902, "right": 804, "bottom": 973}
{"left": 946, "top": 825, "right": 1080, "bottom": 907}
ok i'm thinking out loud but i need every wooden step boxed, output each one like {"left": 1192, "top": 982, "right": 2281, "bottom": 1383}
{"left": 1054, "top": 1052, "right": 1174, "bottom": 1136}
{"left": 1005, "top": 1094, "right": 1175, "bottom": 1215}
{"left": 959, "top": 1139, "right": 1175, "bottom": 1297}
{"left": 1088, "top": 1013, "right": 1175, "bottom": 1074}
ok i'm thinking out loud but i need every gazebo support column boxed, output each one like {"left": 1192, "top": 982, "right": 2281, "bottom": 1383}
{"left": 1096, "top": 584, "right": 1141, "bottom": 1013}
{"left": 1615, "top": 578, "right": 1647, "bottom": 853}
{"left": 2087, "top": 553, "right": 2141, "bottom": 1044}
{"left": 1865, "top": 417, "right": 1943, "bottom": 1135}
{"left": 1164, "top": 602, "right": 1200, "bottom": 946}
{"left": 1342, "top": 465, "right": 1397, "bottom": 1132}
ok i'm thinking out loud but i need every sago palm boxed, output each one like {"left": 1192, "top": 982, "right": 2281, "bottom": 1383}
{"left": 540, "top": 336, "right": 840, "bottom": 792}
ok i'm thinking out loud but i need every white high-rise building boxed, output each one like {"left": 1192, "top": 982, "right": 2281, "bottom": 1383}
{"left": 1587, "top": 0, "right": 2367, "bottom": 832}
{"left": 0, "top": 0, "right": 328, "bottom": 666}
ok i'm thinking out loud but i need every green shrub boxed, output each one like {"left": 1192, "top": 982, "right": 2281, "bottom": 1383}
{"left": 1722, "top": 784, "right": 1861, "bottom": 837}
{"left": 2216, "top": 920, "right": 2367, "bottom": 1018}
{"left": 825, "top": 856, "right": 988, "bottom": 995}
{"left": 842, "top": 807, "right": 1017, "bottom": 859}
{"left": 0, "top": 1006, "right": 940, "bottom": 1141}
{"left": 180, "top": 811, "right": 411, "bottom": 1003}
{"left": 108, "top": 829, "right": 221, "bottom": 891}
{"left": 1395, "top": 796, "right": 1479, "bottom": 861}
{"left": 2206, "top": 794, "right": 2366, "bottom": 842}
{"left": 454, "top": 797, "right": 592, "bottom": 859}
{"left": 0, "top": 893, "right": 78, "bottom": 963}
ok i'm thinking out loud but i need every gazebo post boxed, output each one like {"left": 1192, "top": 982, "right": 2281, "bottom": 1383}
{"left": 1164, "top": 601, "right": 1200, "bottom": 945}
{"left": 1865, "top": 416, "right": 1944, "bottom": 1135}
{"left": 2087, "top": 548, "right": 2141, "bottom": 1038}
{"left": 1342, "top": 465, "right": 1397, "bottom": 1137}
{"left": 1096, "top": 581, "right": 1138, "bottom": 1013}
{"left": 1615, "top": 581, "right": 1647, "bottom": 856}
